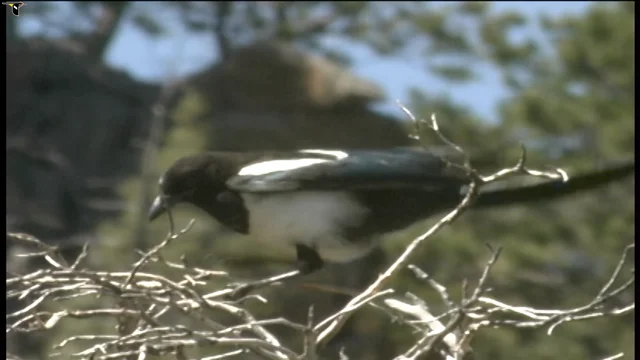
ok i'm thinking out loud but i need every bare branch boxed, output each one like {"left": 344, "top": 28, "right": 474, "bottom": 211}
{"left": 315, "top": 105, "right": 567, "bottom": 346}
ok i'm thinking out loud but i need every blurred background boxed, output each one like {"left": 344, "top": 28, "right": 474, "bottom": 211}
{"left": 6, "top": 1, "right": 634, "bottom": 359}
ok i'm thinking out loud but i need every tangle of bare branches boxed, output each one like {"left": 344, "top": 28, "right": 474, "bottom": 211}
{"left": 6, "top": 105, "right": 634, "bottom": 360}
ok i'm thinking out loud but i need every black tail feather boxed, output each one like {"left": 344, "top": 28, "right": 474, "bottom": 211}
{"left": 474, "top": 161, "right": 635, "bottom": 209}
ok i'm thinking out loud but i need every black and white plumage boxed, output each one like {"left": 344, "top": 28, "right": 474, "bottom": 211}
{"left": 148, "top": 148, "right": 634, "bottom": 274}
{"left": 149, "top": 149, "right": 468, "bottom": 264}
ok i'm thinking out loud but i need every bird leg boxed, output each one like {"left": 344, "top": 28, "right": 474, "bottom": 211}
{"left": 294, "top": 243, "right": 325, "bottom": 274}
{"left": 226, "top": 244, "right": 324, "bottom": 300}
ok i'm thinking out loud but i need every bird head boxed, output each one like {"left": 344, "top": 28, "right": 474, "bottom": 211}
{"left": 148, "top": 153, "right": 237, "bottom": 222}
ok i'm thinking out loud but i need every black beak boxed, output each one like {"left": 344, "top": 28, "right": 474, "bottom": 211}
{"left": 148, "top": 195, "right": 173, "bottom": 221}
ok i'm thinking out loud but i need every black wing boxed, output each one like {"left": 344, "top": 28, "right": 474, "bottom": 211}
{"left": 226, "top": 148, "right": 470, "bottom": 193}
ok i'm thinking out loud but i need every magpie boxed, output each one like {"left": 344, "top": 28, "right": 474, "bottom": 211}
{"left": 148, "top": 148, "right": 634, "bottom": 293}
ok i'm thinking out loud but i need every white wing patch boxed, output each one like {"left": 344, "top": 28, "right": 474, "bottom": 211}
{"left": 238, "top": 159, "right": 329, "bottom": 176}
{"left": 238, "top": 150, "right": 348, "bottom": 176}
{"left": 299, "top": 149, "right": 349, "bottom": 160}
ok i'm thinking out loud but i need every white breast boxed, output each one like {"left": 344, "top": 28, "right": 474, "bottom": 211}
{"left": 239, "top": 191, "right": 375, "bottom": 263}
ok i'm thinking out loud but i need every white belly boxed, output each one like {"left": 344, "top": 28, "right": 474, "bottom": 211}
{"left": 239, "top": 191, "right": 375, "bottom": 262}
